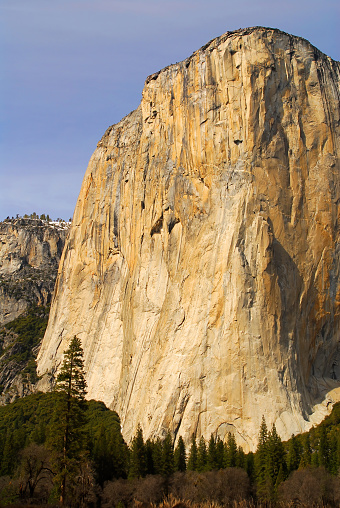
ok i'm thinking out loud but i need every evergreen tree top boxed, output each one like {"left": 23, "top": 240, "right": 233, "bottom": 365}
{"left": 55, "top": 335, "right": 87, "bottom": 402}
{"left": 258, "top": 416, "right": 269, "bottom": 448}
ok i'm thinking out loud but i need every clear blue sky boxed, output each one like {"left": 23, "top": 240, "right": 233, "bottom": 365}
{"left": 1, "top": 0, "right": 339, "bottom": 221}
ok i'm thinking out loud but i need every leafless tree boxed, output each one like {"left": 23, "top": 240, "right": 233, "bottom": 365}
{"left": 279, "top": 466, "right": 340, "bottom": 507}
{"left": 17, "top": 443, "right": 54, "bottom": 503}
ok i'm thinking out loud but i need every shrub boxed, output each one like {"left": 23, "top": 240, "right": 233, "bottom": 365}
{"left": 278, "top": 466, "right": 340, "bottom": 507}
{"left": 169, "top": 468, "right": 250, "bottom": 505}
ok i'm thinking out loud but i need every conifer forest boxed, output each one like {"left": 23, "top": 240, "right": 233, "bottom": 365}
{"left": 0, "top": 337, "right": 339, "bottom": 507}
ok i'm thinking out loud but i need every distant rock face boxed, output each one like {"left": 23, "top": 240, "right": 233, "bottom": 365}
{"left": 0, "top": 218, "right": 69, "bottom": 325}
{"left": 37, "top": 27, "right": 340, "bottom": 450}
{"left": 0, "top": 306, "right": 49, "bottom": 405}
{"left": 0, "top": 218, "right": 69, "bottom": 404}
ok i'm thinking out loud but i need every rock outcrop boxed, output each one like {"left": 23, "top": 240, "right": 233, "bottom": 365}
{"left": 37, "top": 27, "right": 340, "bottom": 450}
{"left": 0, "top": 218, "right": 69, "bottom": 403}
{"left": 0, "top": 306, "right": 49, "bottom": 404}
{"left": 0, "top": 218, "right": 69, "bottom": 325}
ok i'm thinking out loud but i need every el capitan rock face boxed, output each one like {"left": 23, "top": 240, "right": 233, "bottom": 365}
{"left": 37, "top": 27, "right": 340, "bottom": 450}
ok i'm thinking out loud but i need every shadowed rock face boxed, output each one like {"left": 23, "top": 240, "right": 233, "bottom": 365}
{"left": 37, "top": 27, "right": 340, "bottom": 450}
{"left": 0, "top": 218, "right": 69, "bottom": 404}
{"left": 0, "top": 218, "right": 69, "bottom": 326}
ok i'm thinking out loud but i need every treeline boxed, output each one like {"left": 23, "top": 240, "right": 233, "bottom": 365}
{"left": 3, "top": 213, "right": 71, "bottom": 222}
{"left": 0, "top": 392, "right": 128, "bottom": 506}
{"left": 0, "top": 393, "right": 339, "bottom": 506}
{"left": 0, "top": 336, "right": 339, "bottom": 506}
{"left": 126, "top": 427, "right": 251, "bottom": 479}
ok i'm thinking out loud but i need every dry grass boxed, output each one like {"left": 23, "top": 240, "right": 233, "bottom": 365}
{"left": 133, "top": 497, "right": 337, "bottom": 508}
{"left": 135, "top": 497, "right": 262, "bottom": 508}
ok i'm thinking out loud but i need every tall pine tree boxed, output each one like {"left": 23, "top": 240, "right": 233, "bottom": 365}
{"left": 287, "top": 434, "right": 301, "bottom": 473}
{"left": 266, "top": 424, "right": 286, "bottom": 496}
{"left": 255, "top": 416, "right": 269, "bottom": 500}
{"left": 128, "top": 425, "right": 147, "bottom": 479}
{"left": 215, "top": 437, "right": 224, "bottom": 470}
{"left": 196, "top": 436, "right": 208, "bottom": 472}
{"left": 49, "top": 336, "right": 87, "bottom": 505}
{"left": 207, "top": 434, "right": 218, "bottom": 471}
{"left": 174, "top": 436, "right": 186, "bottom": 472}
{"left": 299, "top": 433, "right": 312, "bottom": 468}
{"left": 318, "top": 426, "right": 330, "bottom": 469}
{"left": 187, "top": 434, "right": 198, "bottom": 471}
{"left": 224, "top": 432, "right": 238, "bottom": 468}
{"left": 162, "top": 432, "right": 175, "bottom": 476}
{"left": 151, "top": 437, "right": 164, "bottom": 475}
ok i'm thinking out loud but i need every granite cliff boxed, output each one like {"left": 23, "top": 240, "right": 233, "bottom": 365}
{"left": 37, "top": 27, "right": 340, "bottom": 450}
{"left": 0, "top": 218, "right": 69, "bottom": 326}
{"left": 0, "top": 218, "right": 69, "bottom": 402}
